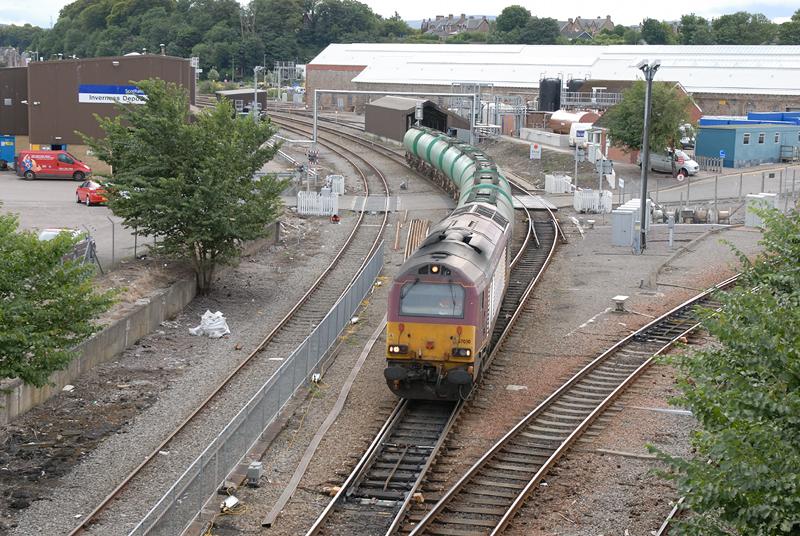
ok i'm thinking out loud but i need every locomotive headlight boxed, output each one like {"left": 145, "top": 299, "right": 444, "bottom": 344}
{"left": 389, "top": 345, "right": 409, "bottom": 354}
{"left": 451, "top": 348, "right": 472, "bottom": 358}
{"left": 431, "top": 265, "right": 440, "bottom": 274}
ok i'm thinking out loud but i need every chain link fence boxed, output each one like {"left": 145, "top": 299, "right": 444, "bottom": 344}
{"left": 128, "top": 241, "right": 384, "bottom": 535}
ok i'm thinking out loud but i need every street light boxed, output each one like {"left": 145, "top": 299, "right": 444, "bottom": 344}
{"left": 636, "top": 59, "right": 661, "bottom": 252}
{"left": 253, "top": 66, "right": 264, "bottom": 122}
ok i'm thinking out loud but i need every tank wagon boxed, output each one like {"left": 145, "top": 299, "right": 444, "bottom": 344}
{"left": 385, "top": 127, "right": 514, "bottom": 400}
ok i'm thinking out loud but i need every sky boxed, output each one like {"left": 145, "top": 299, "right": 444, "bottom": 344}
{"left": 0, "top": 0, "right": 796, "bottom": 28}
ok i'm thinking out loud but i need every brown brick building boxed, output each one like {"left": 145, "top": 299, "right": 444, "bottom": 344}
{"left": 0, "top": 54, "right": 195, "bottom": 172}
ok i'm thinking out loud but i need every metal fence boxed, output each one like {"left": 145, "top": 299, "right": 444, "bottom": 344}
{"left": 649, "top": 164, "right": 800, "bottom": 214}
{"left": 129, "top": 241, "right": 385, "bottom": 535}
{"left": 297, "top": 191, "right": 339, "bottom": 216}
{"left": 696, "top": 155, "right": 723, "bottom": 174}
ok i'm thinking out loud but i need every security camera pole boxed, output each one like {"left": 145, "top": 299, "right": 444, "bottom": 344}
{"left": 637, "top": 59, "right": 660, "bottom": 251}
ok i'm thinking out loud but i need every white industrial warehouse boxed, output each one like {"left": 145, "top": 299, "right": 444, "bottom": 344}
{"left": 306, "top": 44, "right": 800, "bottom": 115}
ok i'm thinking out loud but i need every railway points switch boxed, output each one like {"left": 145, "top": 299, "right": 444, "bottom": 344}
{"left": 612, "top": 295, "right": 629, "bottom": 312}
{"left": 247, "top": 461, "right": 264, "bottom": 487}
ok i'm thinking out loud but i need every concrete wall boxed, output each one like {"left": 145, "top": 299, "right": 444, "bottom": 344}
{"left": 520, "top": 127, "right": 569, "bottom": 147}
{"left": 0, "top": 222, "right": 280, "bottom": 425}
{"left": 305, "top": 65, "right": 365, "bottom": 109}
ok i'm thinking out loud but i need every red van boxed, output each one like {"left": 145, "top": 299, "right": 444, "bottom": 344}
{"left": 16, "top": 150, "right": 92, "bottom": 181}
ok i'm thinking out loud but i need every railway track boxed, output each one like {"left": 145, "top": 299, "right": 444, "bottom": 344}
{"left": 404, "top": 276, "right": 737, "bottom": 536}
{"left": 306, "top": 196, "right": 560, "bottom": 535}
{"left": 68, "top": 105, "right": 390, "bottom": 535}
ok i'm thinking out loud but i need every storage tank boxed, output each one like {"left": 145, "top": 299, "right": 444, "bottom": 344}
{"left": 538, "top": 78, "right": 562, "bottom": 112}
{"left": 547, "top": 109, "right": 601, "bottom": 134}
{"left": 566, "top": 79, "right": 584, "bottom": 93}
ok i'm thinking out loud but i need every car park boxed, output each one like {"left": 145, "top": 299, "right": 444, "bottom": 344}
{"left": 76, "top": 180, "right": 108, "bottom": 206}
{"left": 16, "top": 150, "right": 92, "bottom": 181}
{"left": 638, "top": 149, "right": 700, "bottom": 176}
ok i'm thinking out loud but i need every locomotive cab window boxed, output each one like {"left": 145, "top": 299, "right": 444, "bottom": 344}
{"left": 400, "top": 282, "right": 465, "bottom": 318}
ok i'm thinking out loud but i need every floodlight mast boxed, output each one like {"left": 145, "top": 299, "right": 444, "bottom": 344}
{"left": 637, "top": 59, "right": 661, "bottom": 252}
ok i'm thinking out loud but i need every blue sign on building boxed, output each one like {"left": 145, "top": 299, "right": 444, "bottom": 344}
{"left": 78, "top": 84, "right": 146, "bottom": 104}
{"left": 719, "top": 149, "right": 726, "bottom": 158}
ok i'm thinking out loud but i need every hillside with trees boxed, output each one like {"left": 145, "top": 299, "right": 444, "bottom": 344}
{"left": 1, "top": 2, "right": 798, "bottom": 80}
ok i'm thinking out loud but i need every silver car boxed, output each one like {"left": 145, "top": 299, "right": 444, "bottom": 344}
{"left": 639, "top": 149, "right": 699, "bottom": 176}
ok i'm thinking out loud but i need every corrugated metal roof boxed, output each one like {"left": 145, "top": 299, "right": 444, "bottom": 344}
{"left": 215, "top": 89, "right": 267, "bottom": 96}
{"left": 310, "top": 44, "right": 800, "bottom": 96}
{"left": 366, "top": 95, "right": 424, "bottom": 111}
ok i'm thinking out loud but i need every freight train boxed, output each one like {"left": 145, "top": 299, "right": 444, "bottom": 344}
{"left": 384, "top": 127, "right": 514, "bottom": 400}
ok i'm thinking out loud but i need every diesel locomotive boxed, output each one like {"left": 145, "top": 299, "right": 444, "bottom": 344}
{"left": 384, "top": 127, "right": 514, "bottom": 400}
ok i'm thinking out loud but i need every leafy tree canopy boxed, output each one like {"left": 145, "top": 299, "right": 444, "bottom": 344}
{"left": 653, "top": 208, "right": 800, "bottom": 534}
{"left": 0, "top": 213, "right": 115, "bottom": 386}
{"left": 712, "top": 11, "right": 776, "bottom": 44}
{"left": 603, "top": 80, "right": 691, "bottom": 154}
{"left": 678, "top": 14, "right": 714, "bottom": 45}
{"left": 778, "top": 9, "right": 800, "bottom": 44}
{"left": 495, "top": 5, "right": 531, "bottom": 33}
{"left": 640, "top": 18, "right": 676, "bottom": 44}
{"left": 518, "top": 17, "right": 561, "bottom": 45}
{"left": 82, "top": 79, "right": 285, "bottom": 293}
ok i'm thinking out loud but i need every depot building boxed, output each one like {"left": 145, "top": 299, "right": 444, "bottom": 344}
{"left": 0, "top": 54, "right": 195, "bottom": 173}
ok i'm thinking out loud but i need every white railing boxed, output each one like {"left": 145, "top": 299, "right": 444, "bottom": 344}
{"left": 297, "top": 191, "right": 338, "bottom": 216}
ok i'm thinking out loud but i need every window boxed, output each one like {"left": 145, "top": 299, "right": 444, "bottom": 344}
{"left": 742, "top": 133, "right": 750, "bottom": 145}
{"left": 774, "top": 132, "right": 780, "bottom": 144}
{"left": 758, "top": 132, "right": 765, "bottom": 144}
{"left": 57, "top": 153, "right": 74, "bottom": 164}
{"left": 400, "top": 282, "right": 465, "bottom": 318}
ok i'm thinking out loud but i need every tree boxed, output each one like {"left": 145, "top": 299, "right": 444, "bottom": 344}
{"left": 379, "top": 12, "right": 412, "bottom": 40}
{"left": 778, "top": 9, "right": 800, "bottom": 44}
{"left": 640, "top": 18, "right": 675, "bottom": 44}
{"left": 495, "top": 5, "right": 531, "bottom": 33}
{"left": 0, "top": 213, "right": 115, "bottom": 386}
{"left": 603, "top": 81, "right": 691, "bottom": 164}
{"left": 652, "top": 208, "right": 800, "bottom": 534}
{"left": 207, "top": 67, "right": 220, "bottom": 81}
{"left": 712, "top": 11, "right": 777, "bottom": 44}
{"left": 678, "top": 14, "right": 714, "bottom": 44}
{"left": 518, "top": 17, "right": 560, "bottom": 44}
{"left": 82, "top": 79, "right": 285, "bottom": 293}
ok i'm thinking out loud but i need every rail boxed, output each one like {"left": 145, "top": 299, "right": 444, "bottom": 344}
{"left": 409, "top": 274, "right": 739, "bottom": 535}
{"left": 69, "top": 102, "right": 390, "bottom": 536}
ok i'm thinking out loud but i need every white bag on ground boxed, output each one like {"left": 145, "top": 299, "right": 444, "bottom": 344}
{"left": 189, "top": 310, "right": 231, "bottom": 338}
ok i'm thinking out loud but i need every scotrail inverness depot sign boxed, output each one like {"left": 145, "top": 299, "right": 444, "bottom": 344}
{"left": 78, "top": 84, "right": 147, "bottom": 104}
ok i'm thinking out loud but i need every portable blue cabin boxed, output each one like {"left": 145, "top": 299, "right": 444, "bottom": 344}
{"left": 696, "top": 124, "right": 800, "bottom": 168}
{"left": 0, "top": 135, "right": 15, "bottom": 168}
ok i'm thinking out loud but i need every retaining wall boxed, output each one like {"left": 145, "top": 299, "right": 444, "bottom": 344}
{"left": 0, "top": 222, "right": 280, "bottom": 425}
{"left": 519, "top": 128, "right": 569, "bottom": 147}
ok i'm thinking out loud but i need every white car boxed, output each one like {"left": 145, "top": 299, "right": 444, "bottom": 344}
{"left": 638, "top": 149, "right": 699, "bottom": 176}
{"left": 38, "top": 228, "right": 96, "bottom": 264}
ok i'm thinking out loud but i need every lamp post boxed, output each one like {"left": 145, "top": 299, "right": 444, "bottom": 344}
{"left": 253, "top": 66, "right": 264, "bottom": 122}
{"left": 636, "top": 59, "right": 660, "bottom": 252}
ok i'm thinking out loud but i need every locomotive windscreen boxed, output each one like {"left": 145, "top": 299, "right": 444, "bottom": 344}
{"left": 400, "top": 281, "right": 465, "bottom": 318}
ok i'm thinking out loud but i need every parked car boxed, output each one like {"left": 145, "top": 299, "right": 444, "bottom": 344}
{"left": 16, "top": 150, "right": 92, "bottom": 181}
{"left": 638, "top": 149, "right": 699, "bottom": 176}
{"left": 37, "top": 228, "right": 97, "bottom": 264}
{"left": 76, "top": 180, "right": 108, "bottom": 206}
